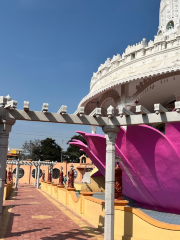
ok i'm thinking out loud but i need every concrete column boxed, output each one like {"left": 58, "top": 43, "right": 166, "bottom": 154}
{"left": 36, "top": 164, "right": 40, "bottom": 189}
{"left": 102, "top": 125, "right": 120, "bottom": 240}
{"left": 34, "top": 167, "right": 37, "bottom": 186}
{"left": 91, "top": 126, "right": 97, "bottom": 134}
{"left": 63, "top": 161, "right": 67, "bottom": 176}
{"left": 15, "top": 160, "right": 20, "bottom": 188}
{"left": 50, "top": 165, "right": 53, "bottom": 182}
{"left": 0, "top": 119, "right": 15, "bottom": 227}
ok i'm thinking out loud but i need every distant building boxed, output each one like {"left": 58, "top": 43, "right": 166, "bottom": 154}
{"left": 7, "top": 148, "right": 23, "bottom": 160}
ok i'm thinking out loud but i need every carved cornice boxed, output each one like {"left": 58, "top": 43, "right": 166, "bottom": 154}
{"left": 90, "top": 45, "right": 180, "bottom": 93}
{"left": 133, "top": 71, "right": 180, "bottom": 101}
{"left": 79, "top": 66, "right": 180, "bottom": 108}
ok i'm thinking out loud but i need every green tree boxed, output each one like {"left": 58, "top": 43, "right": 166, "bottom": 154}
{"left": 41, "top": 138, "right": 62, "bottom": 162}
{"left": 64, "top": 135, "right": 87, "bottom": 163}
{"left": 21, "top": 138, "right": 62, "bottom": 162}
{"left": 21, "top": 139, "right": 41, "bottom": 160}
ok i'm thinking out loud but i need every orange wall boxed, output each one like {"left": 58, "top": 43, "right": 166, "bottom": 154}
{"left": 6, "top": 157, "right": 94, "bottom": 184}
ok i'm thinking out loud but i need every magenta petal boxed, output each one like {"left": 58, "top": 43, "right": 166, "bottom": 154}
{"left": 166, "top": 122, "right": 180, "bottom": 158}
{"left": 126, "top": 125, "right": 180, "bottom": 213}
{"left": 115, "top": 143, "right": 161, "bottom": 208}
{"left": 69, "top": 141, "right": 105, "bottom": 176}
{"left": 70, "top": 124, "right": 180, "bottom": 214}
{"left": 83, "top": 134, "right": 106, "bottom": 166}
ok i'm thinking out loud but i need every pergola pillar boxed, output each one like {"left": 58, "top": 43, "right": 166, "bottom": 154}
{"left": 50, "top": 165, "right": 53, "bottom": 182}
{"left": 15, "top": 160, "right": 20, "bottom": 188}
{"left": 36, "top": 162, "right": 40, "bottom": 189}
{"left": 102, "top": 125, "right": 120, "bottom": 240}
{"left": 0, "top": 119, "right": 15, "bottom": 227}
{"left": 34, "top": 167, "right": 37, "bottom": 186}
{"left": 91, "top": 125, "right": 97, "bottom": 134}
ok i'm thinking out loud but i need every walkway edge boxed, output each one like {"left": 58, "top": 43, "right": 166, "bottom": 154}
{"left": 39, "top": 189, "right": 104, "bottom": 240}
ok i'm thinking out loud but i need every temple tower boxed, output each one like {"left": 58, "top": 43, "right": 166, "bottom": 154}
{"left": 158, "top": 0, "right": 180, "bottom": 35}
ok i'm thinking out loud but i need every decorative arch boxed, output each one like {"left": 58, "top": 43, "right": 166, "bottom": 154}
{"left": 158, "top": 30, "right": 162, "bottom": 35}
{"left": 167, "top": 21, "right": 174, "bottom": 30}
{"left": 133, "top": 72, "right": 180, "bottom": 101}
{"left": 98, "top": 89, "right": 120, "bottom": 107}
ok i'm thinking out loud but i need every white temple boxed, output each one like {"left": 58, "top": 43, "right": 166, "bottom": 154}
{"left": 78, "top": 0, "right": 180, "bottom": 132}
{"left": 158, "top": 0, "right": 180, "bottom": 36}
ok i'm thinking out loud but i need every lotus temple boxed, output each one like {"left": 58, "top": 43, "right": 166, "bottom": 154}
{"left": 69, "top": 0, "right": 180, "bottom": 214}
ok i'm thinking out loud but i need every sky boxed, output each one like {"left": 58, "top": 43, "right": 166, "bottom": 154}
{"left": 0, "top": 0, "right": 160, "bottom": 150}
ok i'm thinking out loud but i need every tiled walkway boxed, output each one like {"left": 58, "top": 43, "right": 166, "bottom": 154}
{"left": 0, "top": 185, "right": 104, "bottom": 240}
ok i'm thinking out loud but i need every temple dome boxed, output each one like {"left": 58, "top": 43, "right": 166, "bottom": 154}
{"left": 77, "top": 0, "right": 180, "bottom": 116}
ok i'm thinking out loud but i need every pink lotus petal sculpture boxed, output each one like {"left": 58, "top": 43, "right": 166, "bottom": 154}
{"left": 69, "top": 123, "right": 180, "bottom": 214}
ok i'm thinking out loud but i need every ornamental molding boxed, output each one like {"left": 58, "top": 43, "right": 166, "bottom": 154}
{"left": 90, "top": 45, "right": 180, "bottom": 93}
{"left": 132, "top": 72, "right": 180, "bottom": 102}
{"left": 78, "top": 66, "right": 180, "bottom": 108}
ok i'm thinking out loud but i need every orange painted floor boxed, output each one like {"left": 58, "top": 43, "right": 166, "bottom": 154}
{"left": 0, "top": 185, "right": 104, "bottom": 240}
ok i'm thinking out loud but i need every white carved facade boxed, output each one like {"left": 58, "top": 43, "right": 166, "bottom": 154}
{"left": 78, "top": 1, "right": 180, "bottom": 117}
{"left": 159, "top": 0, "right": 180, "bottom": 35}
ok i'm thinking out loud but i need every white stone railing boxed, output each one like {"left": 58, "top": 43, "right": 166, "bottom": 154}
{"left": 90, "top": 31, "right": 180, "bottom": 92}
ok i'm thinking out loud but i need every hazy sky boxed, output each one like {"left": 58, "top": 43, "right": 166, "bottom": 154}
{"left": 0, "top": 0, "right": 160, "bottom": 149}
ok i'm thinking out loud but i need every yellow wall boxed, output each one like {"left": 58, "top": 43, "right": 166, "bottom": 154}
{"left": 58, "top": 188, "right": 67, "bottom": 205}
{"left": 41, "top": 182, "right": 180, "bottom": 240}
{"left": 3, "top": 181, "right": 13, "bottom": 200}
{"left": 74, "top": 176, "right": 105, "bottom": 192}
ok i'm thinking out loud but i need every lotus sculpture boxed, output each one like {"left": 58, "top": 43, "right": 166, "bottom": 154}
{"left": 69, "top": 122, "right": 180, "bottom": 214}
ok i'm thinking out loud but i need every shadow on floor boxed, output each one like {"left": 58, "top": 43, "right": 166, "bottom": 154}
{"left": 5, "top": 227, "right": 51, "bottom": 238}
{"left": 39, "top": 226, "right": 103, "bottom": 240}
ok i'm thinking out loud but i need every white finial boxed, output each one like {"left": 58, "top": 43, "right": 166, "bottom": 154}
{"left": 6, "top": 94, "right": 11, "bottom": 102}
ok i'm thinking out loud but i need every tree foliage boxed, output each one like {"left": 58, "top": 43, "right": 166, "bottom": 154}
{"left": 64, "top": 135, "right": 87, "bottom": 163}
{"left": 41, "top": 138, "right": 62, "bottom": 161}
{"left": 21, "top": 138, "right": 62, "bottom": 162}
{"left": 21, "top": 139, "right": 42, "bottom": 160}
{"left": 21, "top": 134, "right": 87, "bottom": 163}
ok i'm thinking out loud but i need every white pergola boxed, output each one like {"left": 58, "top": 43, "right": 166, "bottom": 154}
{"left": 6, "top": 159, "right": 57, "bottom": 189}
{"left": 1, "top": 96, "right": 180, "bottom": 240}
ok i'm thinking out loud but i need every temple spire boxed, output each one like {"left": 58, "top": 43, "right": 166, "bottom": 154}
{"left": 158, "top": 0, "right": 180, "bottom": 36}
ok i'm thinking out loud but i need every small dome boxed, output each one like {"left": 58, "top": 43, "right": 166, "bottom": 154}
{"left": 6, "top": 94, "right": 11, "bottom": 101}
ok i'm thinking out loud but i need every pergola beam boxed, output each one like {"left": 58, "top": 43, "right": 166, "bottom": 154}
{"left": 110, "top": 112, "right": 180, "bottom": 126}
{"left": 136, "top": 105, "right": 150, "bottom": 114}
{"left": 2, "top": 100, "right": 180, "bottom": 240}
{"left": 2, "top": 108, "right": 108, "bottom": 126}
{"left": 89, "top": 108, "right": 102, "bottom": 118}
{"left": 118, "top": 106, "right": 134, "bottom": 118}
{"left": 1, "top": 107, "right": 180, "bottom": 127}
{"left": 73, "top": 107, "right": 85, "bottom": 117}
{"left": 154, "top": 104, "right": 168, "bottom": 115}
